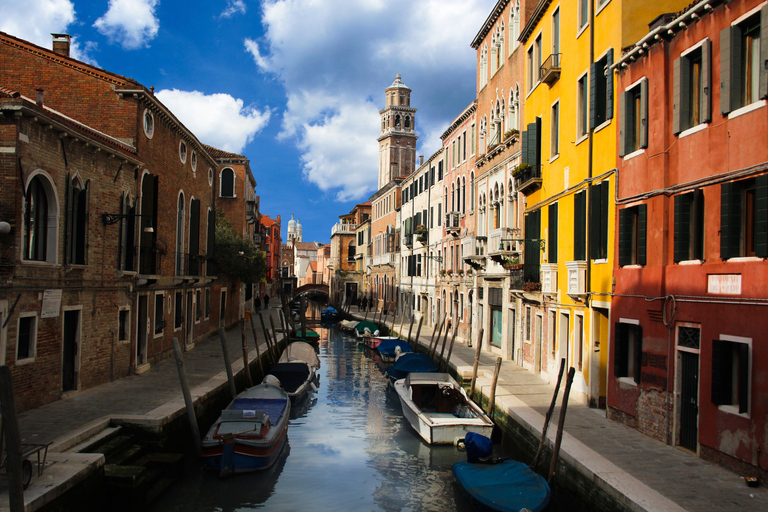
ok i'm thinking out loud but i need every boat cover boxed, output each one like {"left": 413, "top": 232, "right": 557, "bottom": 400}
{"left": 292, "top": 328, "right": 319, "bottom": 340}
{"left": 231, "top": 398, "right": 287, "bottom": 422}
{"left": 377, "top": 339, "right": 412, "bottom": 357}
{"left": 464, "top": 432, "right": 493, "bottom": 462}
{"left": 354, "top": 321, "right": 378, "bottom": 334}
{"left": 452, "top": 460, "right": 551, "bottom": 512}
{"left": 279, "top": 342, "right": 320, "bottom": 368}
{"left": 268, "top": 363, "right": 311, "bottom": 394}
{"left": 321, "top": 307, "right": 337, "bottom": 317}
{"left": 386, "top": 353, "right": 437, "bottom": 381}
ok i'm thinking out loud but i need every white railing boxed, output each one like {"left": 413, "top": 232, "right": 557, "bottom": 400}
{"left": 372, "top": 253, "right": 397, "bottom": 267}
{"left": 461, "top": 235, "right": 475, "bottom": 256}
{"left": 331, "top": 222, "right": 357, "bottom": 236}
{"left": 487, "top": 227, "right": 520, "bottom": 256}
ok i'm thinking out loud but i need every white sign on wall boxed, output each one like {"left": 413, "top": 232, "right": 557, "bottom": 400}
{"left": 707, "top": 274, "right": 742, "bottom": 295}
{"left": 41, "top": 289, "right": 63, "bottom": 318}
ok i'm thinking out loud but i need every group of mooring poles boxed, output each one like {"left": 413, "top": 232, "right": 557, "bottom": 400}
{"left": 170, "top": 303, "right": 294, "bottom": 456}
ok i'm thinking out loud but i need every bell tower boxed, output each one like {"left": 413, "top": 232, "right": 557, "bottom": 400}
{"left": 378, "top": 74, "right": 418, "bottom": 188}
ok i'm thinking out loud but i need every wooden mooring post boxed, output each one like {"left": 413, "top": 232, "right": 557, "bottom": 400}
{"left": 258, "top": 312, "right": 276, "bottom": 366}
{"left": 269, "top": 315, "right": 282, "bottom": 361}
{"left": 172, "top": 338, "right": 202, "bottom": 454}
{"left": 469, "top": 328, "right": 484, "bottom": 398}
{"left": 412, "top": 316, "right": 423, "bottom": 346}
{"left": 241, "top": 316, "right": 252, "bottom": 388}
{"left": 443, "top": 326, "right": 458, "bottom": 373}
{"left": 487, "top": 357, "right": 503, "bottom": 418}
{"left": 248, "top": 310, "right": 265, "bottom": 380}
{"left": 532, "top": 358, "right": 565, "bottom": 472}
{"left": 218, "top": 324, "right": 237, "bottom": 399}
{"left": 549, "top": 367, "right": 576, "bottom": 484}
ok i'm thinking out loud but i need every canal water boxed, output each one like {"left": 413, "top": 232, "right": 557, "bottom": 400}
{"left": 149, "top": 322, "right": 487, "bottom": 511}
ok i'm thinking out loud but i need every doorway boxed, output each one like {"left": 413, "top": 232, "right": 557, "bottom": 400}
{"left": 62, "top": 309, "right": 80, "bottom": 392}
{"left": 220, "top": 290, "right": 227, "bottom": 326}
{"left": 186, "top": 291, "right": 194, "bottom": 347}
{"left": 677, "top": 325, "right": 700, "bottom": 452}
{"left": 137, "top": 295, "right": 148, "bottom": 366}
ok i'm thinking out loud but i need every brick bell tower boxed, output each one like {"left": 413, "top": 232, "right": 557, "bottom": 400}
{"left": 378, "top": 74, "right": 418, "bottom": 188}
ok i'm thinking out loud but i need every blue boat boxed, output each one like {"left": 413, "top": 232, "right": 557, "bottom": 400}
{"left": 385, "top": 352, "right": 437, "bottom": 382}
{"left": 452, "top": 459, "right": 551, "bottom": 512}
{"left": 376, "top": 338, "right": 412, "bottom": 362}
{"left": 321, "top": 306, "right": 337, "bottom": 321}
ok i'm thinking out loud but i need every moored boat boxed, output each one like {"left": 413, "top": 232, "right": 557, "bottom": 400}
{"left": 385, "top": 352, "right": 437, "bottom": 382}
{"left": 394, "top": 372, "right": 494, "bottom": 445}
{"left": 452, "top": 459, "right": 551, "bottom": 512}
{"left": 201, "top": 383, "right": 290, "bottom": 476}
{"left": 321, "top": 306, "right": 338, "bottom": 322}
{"left": 365, "top": 335, "right": 398, "bottom": 350}
{"left": 376, "top": 338, "right": 412, "bottom": 362}
{"left": 266, "top": 341, "right": 320, "bottom": 403}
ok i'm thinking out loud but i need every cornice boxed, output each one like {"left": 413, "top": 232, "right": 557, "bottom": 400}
{"left": 471, "top": 0, "right": 510, "bottom": 49}
{"left": 440, "top": 102, "right": 477, "bottom": 140}
{"left": 520, "top": 0, "right": 552, "bottom": 45}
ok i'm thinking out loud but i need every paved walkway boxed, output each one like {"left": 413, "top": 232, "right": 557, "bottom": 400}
{"left": 4, "top": 306, "right": 768, "bottom": 512}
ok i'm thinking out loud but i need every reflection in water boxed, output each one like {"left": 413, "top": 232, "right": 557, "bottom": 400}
{"left": 150, "top": 323, "right": 474, "bottom": 511}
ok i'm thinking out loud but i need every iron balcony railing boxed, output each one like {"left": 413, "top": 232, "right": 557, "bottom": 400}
{"left": 513, "top": 165, "right": 542, "bottom": 195}
{"left": 540, "top": 53, "right": 562, "bottom": 84}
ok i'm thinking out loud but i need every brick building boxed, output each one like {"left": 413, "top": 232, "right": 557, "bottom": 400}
{"left": 260, "top": 214, "right": 282, "bottom": 297}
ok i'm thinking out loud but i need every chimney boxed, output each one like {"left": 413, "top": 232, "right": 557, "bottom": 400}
{"left": 51, "top": 34, "right": 71, "bottom": 57}
{"left": 419, "top": 155, "right": 424, "bottom": 165}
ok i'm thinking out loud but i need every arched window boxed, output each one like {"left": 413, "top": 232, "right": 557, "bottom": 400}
{"left": 65, "top": 175, "right": 89, "bottom": 265}
{"left": 512, "top": 1, "right": 521, "bottom": 53}
{"left": 470, "top": 172, "right": 475, "bottom": 211}
{"left": 462, "top": 177, "right": 466, "bottom": 214}
{"left": 405, "top": 116, "right": 411, "bottom": 129}
{"left": 176, "top": 193, "right": 185, "bottom": 275}
{"left": 395, "top": 115, "right": 401, "bottom": 130}
{"left": 220, "top": 168, "right": 235, "bottom": 198}
{"left": 23, "top": 173, "right": 58, "bottom": 263}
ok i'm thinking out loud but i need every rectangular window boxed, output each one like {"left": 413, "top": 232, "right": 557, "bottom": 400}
{"left": 118, "top": 309, "right": 130, "bottom": 342}
{"left": 589, "top": 180, "right": 610, "bottom": 260}
{"left": 578, "top": 0, "right": 589, "bottom": 30}
{"left": 525, "top": 306, "right": 531, "bottom": 341}
{"left": 205, "top": 289, "right": 211, "bottom": 319}
{"left": 720, "top": 176, "right": 768, "bottom": 259}
{"left": 17, "top": 315, "right": 37, "bottom": 360}
{"left": 527, "top": 46, "right": 534, "bottom": 91}
{"left": 471, "top": 124, "right": 476, "bottom": 155}
{"left": 590, "top": 50, "right": 614, "bottom": 128}
{"left": 577, "top": 74, "right": 588, "bottom": 137}
{"left": 550, "top": 101, "right": 559, "bottom": 157}
{"left": 196, "top": 290, "right": 202, "bottom": 321}
{"left": 552, "top": 8, "right": 560, "bottom": 55}
{"left": 618, "top": 204, "right": 647, "bottom": 266}
{"left": 674, "top": 42, "right": 711, "bottom": 134}
{"left": 462, "top": 131, "right": 467, "bottom": 161}
{"left": 438, "top": 160, "right": 443, "bottom": 181}
{"left": 438, "top": 203, "right": 442, "bottom": 226}
{"left": 64, "top": 177, "right": 90, "bottom": 266}
{"left": 614, "top": 321, "right": 642, "bottom": 384}
{"left": 620, "top": 78, "right": 648, "bottom": 156}
{"left": 721, "top": 9, "right": 766, "bottom": 114}
{"left": 175, "top": 291, "right": 183, "bottom": 330}
{"left": 674, "top": 190, "right": 705, "bottom": 262}
{"left": 548, "top": 202, "right": 558, "bottom": 264}
{"left": 430, "top": 206, "right": 434, "bottom": 228}
{"left": 574, "top": 190, "right": 587, "bottom": 261}
{"left": 711, "top": 337, "right": 751, "bottom": 414}
{"left": 155, "top": 293, "right": 165, "bottom": 335}
{"left": 535, "top": 34, "right": 542, "bottom": 81}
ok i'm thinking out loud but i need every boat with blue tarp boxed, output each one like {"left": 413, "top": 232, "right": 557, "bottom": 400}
{"left": 452, "top": 458, "right": 551, "bottom": 512}
{"left": 320, "top": 306, "right": 337, "bottom": 322}
{"left": 376, "top": 338, "right": 412, "bottom": 362}
{"left": 385, "top": 352, "right": 437, "bottom": 382}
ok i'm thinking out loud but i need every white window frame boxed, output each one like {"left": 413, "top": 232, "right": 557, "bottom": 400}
{"left": 219, "top": 168, "right": 237, "bottom": 198}
{"left": 550, "top": 98, "right": 560, "bottom": 160}
{"left": 118, "top": 306, "right": 131, "bottom": 344}
{"left": 21, "top": 170, "right": 60, "bottom": 265}
{"left": 143, "top": 108, "right": 155, "bottom": 139}
{"left": 716, "top": 334, "right": 752, "bottom": 418}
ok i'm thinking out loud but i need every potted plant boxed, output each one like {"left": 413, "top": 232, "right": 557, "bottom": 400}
{"left": 457, "top": 269, "right": 464, "bottom": 276}
{"left": 502, "top": 257, "right": 522, "bottom": 270}
{"left": 439, "top": 269, "right": 446, "bottom": 276}
{"left": 512, "top": 162, "right": 531, "bottom": 178}
{"left": 523, "top": 281, "right": 542, "bottom": 292}
{"left": 504, "top": 128, "right": 519, "bottom": 141}
{"left": 415, "top": 225, "right": 428, "bottom": 243}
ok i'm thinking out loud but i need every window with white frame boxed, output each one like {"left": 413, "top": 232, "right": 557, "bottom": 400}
{"left": 720, "top": 7, "right": 766, "bottom": 114}
{"left": 578, "top": 0, "right": 589, "bottom": 31}
{"left": 17, "top": 313, "right": 38, "bottom": 361}
{"left": 577, "top": 73, "right": 588, "bottom": 138}
{"left": 551, "top": 100, "right": 560, "bottom": 158}
{"left": 619, "top": 78, "right": 648, "bottom": 156}
{"left": 711, "top": 335, "right": 751, "bottom": 414}
{"left": 179, "top": 140, "right": 188, "bottom": 164}
{"left": 220, "top": 168, "right": 235, "bottom": 198}
{"left": 674, "top": 40, "right": 712, "bottom": 134}
{"left": 614, "top": 320, "right": 642, "bottom": 383}
{"left": 154, "top": 292, "right": 165, "bottom": 336}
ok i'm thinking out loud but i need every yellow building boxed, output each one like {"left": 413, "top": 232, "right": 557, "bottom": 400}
{"left": 518, "top": 0, "right": 688, "bottom": 407}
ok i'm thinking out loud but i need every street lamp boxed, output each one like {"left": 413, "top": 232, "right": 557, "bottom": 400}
{"left": 102, "top": 213, "right": 155, "bottom": 233}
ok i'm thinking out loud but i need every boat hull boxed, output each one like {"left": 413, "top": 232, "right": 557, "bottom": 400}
{"left": 452, "top": 460, "right": 551, "bottom": 512}
{"left": 394, "top": 373, "right": 494, "bottom": 445}
{"left": 201, "top": 427, "right": 288, "bottom": 473}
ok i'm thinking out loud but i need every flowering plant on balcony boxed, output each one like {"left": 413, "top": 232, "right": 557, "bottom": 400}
{"left": 512, "top": 162, "right": 531, "bottom": 178}
{"left": 501, "top": 256, "right": 521, "bottom": 270}
{"left": 457, "top": 269, "right": 464, "bottom": 276}
{"left": 415, "top": 224, "right": 428, "bottom": 243}
{"left": 523, "top": 281, "right": 542, "bottom": 292}
{"left": 504, "top": 129, "right": 519, "bottom": 141}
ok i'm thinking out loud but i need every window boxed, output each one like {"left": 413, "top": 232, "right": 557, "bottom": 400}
{"left": 711, "top": 337, "right": 751, "bottom": 414}
{"left": 208, "top": 168, "right": 213, "bottom": 187}
{"left": 589, "top": 180, "right": 609, "bottom": 260}
{"left": 720, "top": 176, "right": 768, "bottom": 259}
{"left": 196, "top": 290, "right": 202, "bottom": 321}
{"left": 720, "top": 8, "right": 766, "bottom": 114}
{"left": 574, "top": 190, "right": 587, "bottom": 261}
{"left": 550, "top": 101, "right": 560, "bottom": 157}
{"left": 674, "top": 190, "right": 705, "bottom": 262}
{"left": 179, "top": 140, "right": 188, "bottom": 164}
{"left": 205, "top": 289, "right": 211, "bottom": 319}
{"left": 578, "top": 0, "right": 589, "bottom": 31}
{"left": 347, "top": 241, "right": 355, "bottom": 261}
{"left": 577, "top": 74, "right": 588, "bottom": 138}
{"left": 118, "top": 195, "right": 136, "bottom": 272}
{"left": 590, "top": 49, "right": 614, "bottom": 128}
{"left": 64, "top": 176, "right": 90, "bottom": 265}
{"left": 16, "top": 314, "right": 37, "bottom": 361}
{"left": 535, "top": 34, "right": 542, "bottom": 81}
{"left": 23, "top": 174, "right": 57, "bottom": 263}
{"left": 614, "top": 321, "right": 642, "bottom": 383}
{"left": 154, "top": 293, "right": 165, "bottom": 336}
{"left": 176, "top": 193, "right": 185, "bottom": 276}
{"left": 118, "top": 309, "right": 130, "bottom": 342}
{"left": 674, "top": 41, "right": 711, "bottom": 134}
{"left": 175, "top": 291, "right": 183, "bottom": 330}
{"left": 143, "top": 109, "right": 154, "bottom": 138}
{"left": 190, "top": 150, "right": 198, "bottom": 173}
{"left": 206, "top": 209, "right": 215, "bottom": 277}
{"left": 527, "top": 46, "right": 534, "bottom": 91}
{"left": 618, "top": 204, "right": 647, "bottom": 266}
{"left": 552, "top": 8, "right": 560, "bottom": 56}
{"left": 220, "top": 168, "right": 235, "bottom": 198}
{"left": 620, "top": 78, "right": 648, "bottom": 156}
{"left": 548, "top": 202, "right": 558, "bottom": 264}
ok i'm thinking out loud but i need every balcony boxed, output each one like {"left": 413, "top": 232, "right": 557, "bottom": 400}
{"left": 487, "top": 227, "right": 522, "bottom": 262}
{"left": 541, "top": 264, "right": 558, "bottom": 295}
{"left": 331, "top": 222, "right": 357, "bottom": 236}
{"left": 539, "top": 53, "right": 561, "bottom": 85}
{"left": 445, "top": 211, "right": 461, "bottom": 234}
{"left": 513, "top": 164, "right": 542, "bottom": 195}
{"left": 372, "top": 253, "right": 397, "bottom": 267}
{"left": 509, "top": 268, "right": 525, "bottom": 291}
{"left": 246, "top": 200, "right": 258, "bottom": 224}
{"left": 565, "top": 261, "right": 588, "bottom": 302}
{"left": 462, "top": 235, "right": 485, "bottom": 270}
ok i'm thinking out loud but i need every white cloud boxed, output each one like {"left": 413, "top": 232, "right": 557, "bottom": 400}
{"left": 0, "top": 0, "right": 76, "bottom": 48}
{"left": 219, "top": 0, "right": 246, "bottom": 18}
{"left": 247, "top": 0, "right": 496, "bottom": 202}
{"left": 93, "top": 0, "right": 159, "bottom": 50}
{"left": 155, "top": 89, "right": 271, "bottom": 154}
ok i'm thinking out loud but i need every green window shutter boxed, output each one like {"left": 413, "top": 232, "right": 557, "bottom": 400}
{"left": 590, "top": 62, "right": 597, "bottom": 129}
{"left": 619, "top": 90, "right": 628, "bottom": 157}
{"left": 614, "top": 323, "right": 628, "bottom": 377}
{"left": 618, "top": 208, "right": 631, "bottom": 267}
{"left": 720, "top": 27, "right": 733, "bottom": 115}
{"left": 711, "top": 339, "right": 730, "bottom": 405}
{"left": 548, "top": 202, "right": 558, "bottom": 264}
{"left": 760, "top": 5, "right": 768, "bottom": 100}
{"left": 521, "top": 129, "right": 529, "bottom": 165}
{"left": 600, "top": 181, "right": 609, "bottom": 259}
{"left": 738, "top": 343, "right": 750, "bottom": 414}
{"left": 633, "top": 324, "right": 643, "bottom": 384}
{"left": 720, "top": 182, "right": 741, "bottom": 259}
{"left": 673, "top": 57, "right": 682, "bottom": 134}
{"left": 638, "top": 204, "right": 647, "bottom": 266}
{"left": 701, "top": 39, "right": 712, "bottom": 123}
{"left": 755, "top": 174, "right": 768, "bottom": 257}
{"left": 574, "top": 191, "right": 586, "bottom": 261}
{"left": 532, "top": 119, "right": 541, "bottom": 167}
{"left": 606, "top": 49, "right": 614, "bottom": 120}
{"left": 589, "top": 184, "right": 600, "bottom": 260}
{"left": 674, "top": 193, "right": 692, "bottom": 262}
{"left": 694, "top": 189, "right": 706, "bottom": 260}
{"left": 639, "top": 78, "right": 649, "bottom": 149}
{"left": 64, "top": 174, "right": 72, "bottom": 265}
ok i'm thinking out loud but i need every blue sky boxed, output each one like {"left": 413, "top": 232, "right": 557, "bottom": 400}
{"left": 1, "top": 0, "right": 496, "bottom": 243}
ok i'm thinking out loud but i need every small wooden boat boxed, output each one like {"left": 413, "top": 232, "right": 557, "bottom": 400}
{"left": 385, "top": 352, "right": 437, "bottom": 382}
{"left": 365, "top": 335, "right": 398, "bottom": 350}
{"left": 452, "top": 459, "right": 551, "bottom": 512}
{"left": 354, "top": 321, "right": 379, "bottom": 338}
{"left": 321, "top": 306, "right": 338, "bottom": 322}
{"left": 290, "top": 327, "right": 320, "bottom": 343}
{"left": 377, "top": 338, "right": 412, "bottom": 362}
{"left": 394, "top": 372, "right": 494, "bottom": 445}
{"left": 201, "top": 383, "right": 290, "bottom": 476}
{"left": 266, "top": 341, "right": 321, "bottom": 403}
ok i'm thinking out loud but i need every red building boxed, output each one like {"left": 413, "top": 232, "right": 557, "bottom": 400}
{"left": 610, "top": 0, "right": 767, "bottom": 479}
{"left": 260, "top": 214, "right": 282, "bottom": 296}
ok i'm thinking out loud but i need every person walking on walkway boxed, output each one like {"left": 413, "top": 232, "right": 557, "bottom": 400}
{"left": 254, "top": 296, "right": 261, "bottom": 313}
{"left": 263, "top": 294, "right": 270, "bottom": 308}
